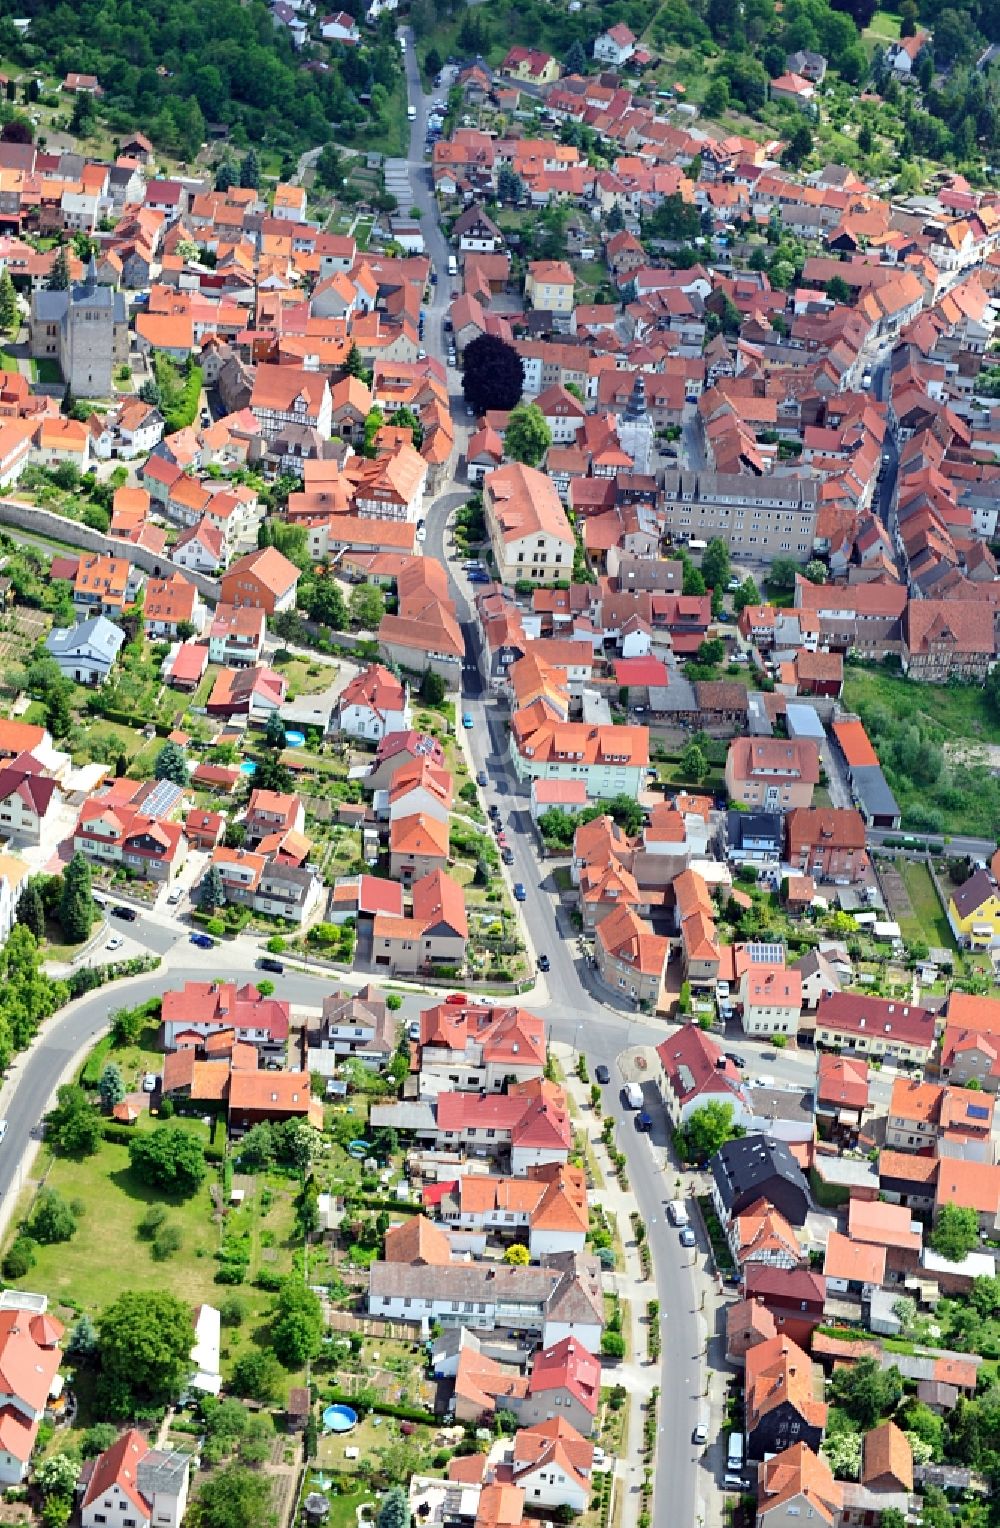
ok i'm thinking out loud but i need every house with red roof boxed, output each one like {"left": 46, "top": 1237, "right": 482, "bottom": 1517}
{"left": 219, "top": 546, "right": 300, "bottom": 615}
{"left": 207, "top": 603, "right": 265, "bottom": 669}
{"left": 815, "top": 1053, "right": 870, "bottom": 1137}
{"left": 657, "top": 1025, "right": 752, "bottom": 1131}
{"left": 0, "top": 1303, "right": 64, "bottom": 1485}
{"left": 814, "top": 992, "right": 935, "bottom": 1066}
{"left": 163, "top": 639, "right": 208, "bottom": 691}
{"left": 511, "top": 1418, "right": 593, "bottom": 1515}
{"left": 520, "top": 1336, "right": 600, "bottom": 1436}
{"left": 433, "top": 1078, "right": 573, "bottom": 1175}
{"left": 371, "top": 868, "right": 468, "bottom": 976}
{"left": 73, "top": 801, "right": 186, "bottom": 884}
{"left": 161, "top": 980, "right": 290, "bottom": 1053}
{"left": 337, "top": 663, "right": 410, "bottom": 742}
{"left": 0, "top": 762, "right": 59, "bottom": 846}
{"left": 594, "top": 21, "right": 636, "bottom": 66}
{"left": 81, "top": 1428, "right": 190, "bottom": 1528}
{"left": 417, "top": 1002, "right": 546, "bottom": 1094}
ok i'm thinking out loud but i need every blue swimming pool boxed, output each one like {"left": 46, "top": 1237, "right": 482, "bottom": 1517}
{"left": 285, "top": 730, "right": 305, "bottom": 747}
{"left": 240, "top": 760, "right": 257, "bottom": 776}
{"left": 322, "top": 1404, "right": 358, "bottom": 1434}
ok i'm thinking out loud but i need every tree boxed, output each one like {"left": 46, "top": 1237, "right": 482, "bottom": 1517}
{"left": 66, "top": 1312, "right": 98, "bottom": 1365}
{"left": 930, "top": 1204, "right": 979, "bottom": 1262}
{"left": 733, "top": 576, "right": 761, "bottom": 613}
{"left": 98, "top": 1062, "right": 125, "bottom": 1110}
{"left": 34, "top": 1453, "right": 78, "bottom": 1501}
{"left": 29, "top": 1188, "right": 77, "bottom": 1245}
{"left": 97, "top": 1289, "right": 195, "bottom": 1410}
{"left": 198, "top": 868, "right": 227, "bottom": 917}
{"left": 781, "top": 122, "right": 814, "bottom": 169}
{"left": 349, "top": 582, "right": 386, "bottom": 630}
{"left": 677, "top": 1099, "right": 739, "bottom": 1161}
{"left": 701, "top": 538, "right": 731, "bottom": 593}
{"left": 239, "top": 148, "right": 260, "bottom": 189}
{"left": 679, "top": 741, "right": 709, "bottom": 782}
{"left": 45, "top": 685, "right": 72, "bottom": 740}
{"left": 646, "top": 192, "right": 701, "bottom": 243}
{"left": 704, "top": 77, "right": 730, "bottom": 118}
{"left": 769, "top": 556, "right": 800, "bottom": 591}
{"left": 271, "top": 1278, "right": 324, "bottom": 1367}
{"left": 314, "top": 142, "right": 345, "bottom": 193}
{"left": 46, "top": 244, "right": 70, "bottom": 291}
{"left": 695, "top": 637, "right": 725, "bottom": 667}
{"left": 59, "top": 852, "right": 94, "bottom": 944}
{"left": 804, "top": 559, "right": 827, "bottom": 585}
{"left": 822, "top": 1427, "right": 862, "bottom": 1480}
{"left": 236, "top": 1122, "right": 275, "bottom": 1172}
{"left": 462, "top": 333, "right": 524, "bottom": 416}
{"left": 504, "top": 1243, "right": 530, "bottom": 1265}
{"left": 195, "top": 1464, "right": 276, "bottom": 1528}
{"left": 16, "top": 882, "right": 45, "bottom": 941}
{"left": 425, "top": 46, "right": 443, "bottom": 76}
{"left": 154, "top": 740, "right": 189, "bottom": 785}
{"left": 264, "top": 710, "right": 287, "bottom": 750}
{"left": 825, "top": 275, "right": 851, "bottom": 305}
{"left": 80, "top": 1422, "right": 119, "bottom": 1458}
{"left": 504, "top": 403, "right": 552, "bottom": 467}
{"left": 344, "top": 342, "right": 367, "bottom": 380}
{"left": 497, "top": 164, "right": 525, "bottom": 204}
{"left": 0, "top": 269, "right": 17, "bottom": 335}
{"left": 46, "top": 1084, "right": 100, "bottom": 1157}
{"left": 564, "top": 38, "right": 587, "bottom": 75}
{"left": 129, "top": 1125, "right": 207, "bottom": 1195}
{"left": 110, "top": 1003, "right": 147, "bottom": 1047}
{"left": 829, "top": 1356, "right": 903, "bottom": 1430}
{"left": 231, "top": 1348, "right": 282, "bottom": 1402}
{"left": 377, "top": 1486, "right": 411, "bottom": 1528}
{"left": 419, "top": 669, "right": 445, "bottom": 705}
{"left": 304, "top": 575, "right": 348, "bottom": 629}
{"left": 215, "top": 157, "right": 236, "bottom": 192}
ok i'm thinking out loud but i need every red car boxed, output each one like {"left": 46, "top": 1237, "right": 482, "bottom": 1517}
{"left": 445, "top": 992, "right": 468, "bottom": 1005}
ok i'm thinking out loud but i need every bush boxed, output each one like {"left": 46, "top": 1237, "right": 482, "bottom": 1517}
{"left": 254, "top": 1268, "right": 283, "bottom": 1292}
{"left": 3, "top": 1236, "right": 36, "bottom": 1279}
{"left": 152, "top": 1225, "right": 183, "bottom": 1260}
{"left": 137, "top": 1205, "right": 167, "bottom": 1239}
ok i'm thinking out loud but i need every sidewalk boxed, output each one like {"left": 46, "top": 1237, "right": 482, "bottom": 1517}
{"left": 553, "top": 1043, "right": 659, "bottom": 1528}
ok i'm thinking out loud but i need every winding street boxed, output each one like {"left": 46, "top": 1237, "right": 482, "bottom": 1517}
{"left": 0, "top": 53, "right": 711, "bottom": 1528}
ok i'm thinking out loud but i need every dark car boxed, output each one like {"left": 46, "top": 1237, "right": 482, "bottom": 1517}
{"left": 595, "top": 1064, "right": 611, "bottom": 1085}
{"left": 112, "top": 904, "right": 138, "bottom": 921}
{"left": 636, "top": 1111, "right": 653, "bottom": 1132}
{"left": 724, "top": 1051, "right": 746, "bottom": 1069}
{"left": 537, "top": 953, "right": 550, "bottom": 972}
{"left": 513, "top": 883, "right": 527, "bottom": 901}
{"left": 476, "top": 770, "right": 489, "bottom": 787}
{"left": 489, "top": 803, "right": 501, "bottom": 819}
{"left": 190, "top": 932, "right": 215, "bottom": 949}
{"left": 501, "top": 846, "right": 514, "bottom": 865}
{"left": 259, "top": 958, "right": 284, "bottom": 975}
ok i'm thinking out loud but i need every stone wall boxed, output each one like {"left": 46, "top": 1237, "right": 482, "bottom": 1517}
{"left": 0, "top": 497, "right": 221, "bottom": 602}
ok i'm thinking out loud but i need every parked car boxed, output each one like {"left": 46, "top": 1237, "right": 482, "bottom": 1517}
{"left": 595, "top": 1065, "right": 611, "bottom": 1085}
{"left": 501, "top": 846, "right": 514, "bottom": 864}
{"left": 112, "top": 904, "right": 138, "bottom": 921}
{"left": 258, "top": 958, "right": 284, "bottom": 975}
{"left": 166, "top": 888, "right": 182, "bottom": 904}
{"left": 142, "top": 1073, "right": 157, "bottom": 1094}
{"left": 724, "top": 1051, "right": 746, "bottom": 1069}
{"left": 445, "top": 992, "right": 468, "bottom": 1005}
{"left": 537, "top": 953, "right": 550, "bottom": 972}
{"left": 635, "top": 1111, "right": 653, "bottom": 1132}
{"left": 679, "top": 1226, "right": 696, "bottom": 1247}
{"left": 476, "top": 770, "right": 489, "bottom": 786}
{"left": 462, "top": 713, "right": 474, "bottom": 728}
{"left": 190, "top": 932, "right": 215, "bottom": 949}
{"left": 513, "top": 883, "right": 527, "bottom": 901}
{"left": 105, "top": 935, "right": 124, "bottom": 952}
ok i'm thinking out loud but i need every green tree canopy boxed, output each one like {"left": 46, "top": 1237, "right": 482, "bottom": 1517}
{"left": 28, "top": 1188, "right": 77, "bottom": 1245}
{"left": 128, "top": 1125, "right": 207, "bottom": 1195}
{"left": 701, "top": 538, "right": 731, "bottom": 591}
{"left": 677, "top": 1100, "right": 740, "bottom": 1161}
{"left": 349, "top": 582, "right": 386, "bottom": 630}
{"left": 194, "top": 1463, "right": 276, "bottom": 1528}
{"left": 271, "top": 1278, "right": 324, "bottom": 1367}
{"left": 504, "top": 402, "right": 552, "bottom": 467}
{"left": 154, "top": 740, "right": 189, "bottom": 784}
{"left": 59, "top": 852, "right": 95, "bottom": 944}
{"left": 46, "top": 1084, "right": 101, "bottom": 1157}
{"left": 930, "top": 1204, "right": 979, "bottom": 1262}
{"left": 97, "top": 1289, "right": 195, "bottom": 1411}
{"left": 829, "top": 1356, "right": 903, "bottom": 1430}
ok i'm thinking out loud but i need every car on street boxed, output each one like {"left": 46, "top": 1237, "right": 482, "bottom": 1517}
{"left": 0, "top": 1119, "right": 8, "bottom": 1143}
{"left": 501, "top": 846, "right": 514, "bottom": 864}
{"left": 476, "top": 770, "right": 488, "bottom": 786}
{"left": 635, "top": 1111, "right": 653, "bottom": 1132}
{"left": 445, "top": 992, "right": 468, "bottom": 1005}
{"left": 496, "top": 833, "right": 508, "bottom": 849}
{"left": 724, "top": 1051, "right": 746, "bottom": 1069}
{"left": 513, "top": 882, "right": 526, "bottom": 901}
{"left": 166, "top": 888, "right": 182, "bottom": 904}
{"left": 190, "top": 932, "right": 215, "bottom": 949}
{"left": 537, "top": 954, "right": 550, "bottom": 972}
{"left": 462, "top": 713, "right": 474, "bottom": 728}
{"left": 679, "top": 1226, "right": 696, "bottom": 1247}
{"left": 488, "top": 803, "right": 501, "bottom": 819}
{"left": 693, "top": 1421, "right": 709, "bottom": 1446}
{"left": 112, "top": 904, "right": 137, "bottom": 921}
{"left": 416, "top": 525, "right": 427, "bottom": 543}
{"left": 595, "top": 1065, "right": 611, "bottom": 1085}
{"left": 259, "top": 958, "right": 284, "bottom": 974}
{"left": 106, "top": 935, "right": 124, "bottom": 952}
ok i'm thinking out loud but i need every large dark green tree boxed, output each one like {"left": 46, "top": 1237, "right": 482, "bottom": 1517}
{"left": 59, "top": 853, "right": 95, "bottom": 944}
{"left": 97, "top": 1289, "right": 194, "bottom": 1412}
{"left": 462, "top": 334, "right": 524, "bottom": 416}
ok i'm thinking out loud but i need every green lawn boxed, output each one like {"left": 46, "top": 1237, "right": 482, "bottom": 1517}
{"left": 894, "top": 859, "right": 958, "bottom": 953}
{"left": 863, "top": 8, "right": 902, "bottom": 45}
{"left": 842, "top": 665, "right": 1000, "bottom": 746}
{"left": 35, "top": 358, "right": 62, "bottom": 384}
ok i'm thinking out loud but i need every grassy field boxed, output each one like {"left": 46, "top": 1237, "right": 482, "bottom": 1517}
{"left": 863, "top": 8, "right": 902, "bottom": 46}
{"left": 894, "top": 859, "right": 957, "bottom": 952}
{"left": 842, "top": 666, "right": 1000, "bottom": 746}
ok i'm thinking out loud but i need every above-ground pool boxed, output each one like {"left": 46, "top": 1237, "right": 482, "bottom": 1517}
{"left": 285, "top": 730, "right": 305, "bottom": 747}
{"left": 347, "top": 1140, "right": 372, "bottom": 1159}
{"left": 240, "top": 760, "right": 257, "bottom": 776}
{"left": 322, "top": 1404, "right": 358, "bottom": 1434}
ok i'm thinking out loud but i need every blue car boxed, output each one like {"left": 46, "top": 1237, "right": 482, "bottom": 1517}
{"left": 513, "top": 883, "right": 526, "bottom": 901}
{"left": 462, "top": 713, "right": 474, "bottom": 729}
{"left": 190, "top": 932, "right": 215, "bottom": 949}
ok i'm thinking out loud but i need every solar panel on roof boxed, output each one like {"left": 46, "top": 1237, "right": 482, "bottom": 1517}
{"left": 142, "top": 778, "right": 183, "bottom": 819}
{"left": 749, "top": 942, "right": 785, "bottom": 964}
{"left": 967, "top": 1104, "right": 990, "bottom": 1120}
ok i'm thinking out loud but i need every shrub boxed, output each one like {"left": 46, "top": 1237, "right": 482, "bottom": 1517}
{"left": 137, "top": 1205, "right": 167, "bottom": 1240}
{"left": 152, "top": 1225, "right": 183, "bottom": 1260}
{"left": 3, "top": 1237, "right": 36, "bottom": 1279}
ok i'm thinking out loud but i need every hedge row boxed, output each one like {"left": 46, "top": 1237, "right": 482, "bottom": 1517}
{"left": 342, "top": 1195, "right": 421, "bottom": 1215}
{"left": 99, "top": 1120, "right": 225, "bottom": 1161}
{"left": 321, "top": 1388, "right": 436, "bottom": 1426}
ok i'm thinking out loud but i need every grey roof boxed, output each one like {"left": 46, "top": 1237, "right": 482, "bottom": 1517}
{"left": 543, "top": 1251, "right": 604, "bottom": 1325}
{"left": 851, "top": 765, "right": 900, "bottom": 820}
{"left": 369, "top": 1100, "right": 436, "bottom": 1132}
{"left": 727, "top": 809, "right": 782, "bottom": 849}
{"left": 137, "top": 1449, "right": 190, "bottom": 1498}
{"left": 369, "top": 1260, "right": 554, "bottom": 1306}
{"left": 45, "top": 615, "right": 124, "bottom": 661}
{"left": 33, "top": 289, "right": 69, "bottom": 323}
{"left": 784, "top": 702, "right": 826, "bottom": 741}
{"left": 749, "top": 1086, "right": 814, "bottom": 1124}
{"left": 710, "top": 1133, "right": 810, "bottom": 1214}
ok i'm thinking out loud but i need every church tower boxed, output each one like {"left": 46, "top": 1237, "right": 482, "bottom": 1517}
{"left": 618, "top": 371, "right": 653, "bottom": 475}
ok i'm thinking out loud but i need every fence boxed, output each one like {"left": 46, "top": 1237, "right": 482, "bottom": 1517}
{"left": 326, "top": 1309, "right": 423, "bottom": 1341}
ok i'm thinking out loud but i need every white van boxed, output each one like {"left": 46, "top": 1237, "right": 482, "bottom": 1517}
{"left": 624, "top": 1082, "right": 643, "bottom": 1110}
{"left": 407, "top": 104, "right": 416, "bottom": 120}
{"left": 727, "top": 1433, "right": 744, "bottom": 1471}
{"left": 447, "top": 254, "right": 458, "bottom": 276}
{"left": 668, "top": 1200, "right": 689, "bottom": 1227}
